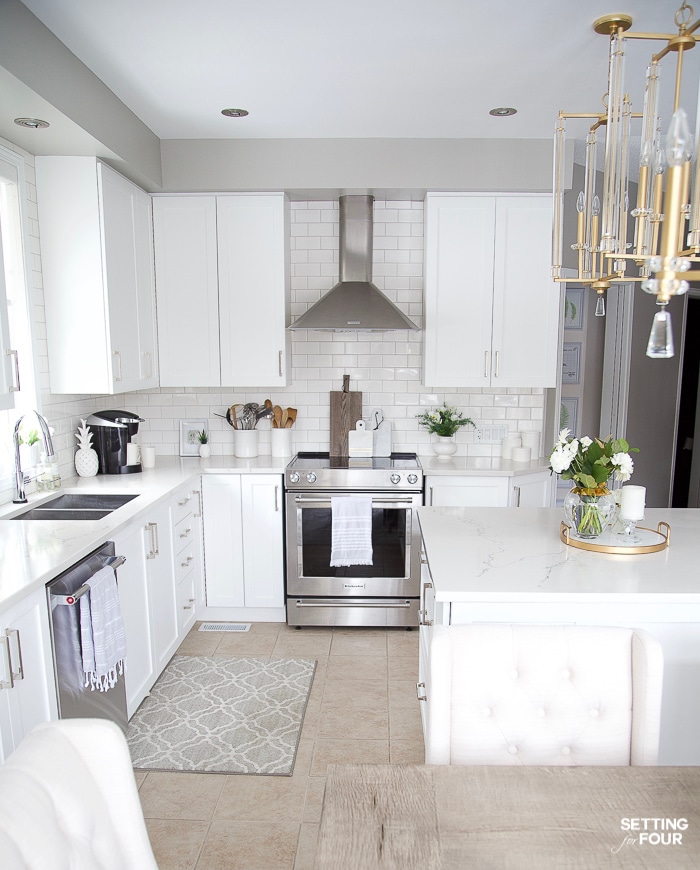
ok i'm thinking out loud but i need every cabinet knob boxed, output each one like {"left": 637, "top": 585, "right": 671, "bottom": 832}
{"left": 181, "top": 556, "right": 194, "bottom": 567}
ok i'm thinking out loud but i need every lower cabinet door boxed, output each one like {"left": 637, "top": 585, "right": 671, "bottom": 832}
{"left": 0, "top": 588, "right": 58, "bottom": 762}
{"left": 241, "top": 475, "right": 284, "bottom": 609}
{"left": 202, "top": 474, "right": 245, "bottom": 608}
{"left": 113, "top": 523, "right": 154, "bottom": 717}
{"left": 144, "top": 502, "right": 178, "bottom": 675}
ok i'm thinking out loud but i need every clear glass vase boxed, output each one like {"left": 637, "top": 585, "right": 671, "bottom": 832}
{"left": 563, "top": 489, "right": 619, "bottom": 540}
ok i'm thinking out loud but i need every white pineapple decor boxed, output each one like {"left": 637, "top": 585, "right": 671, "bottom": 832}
{"left": 75, "top": 419, "right": 99, "bottom": 477}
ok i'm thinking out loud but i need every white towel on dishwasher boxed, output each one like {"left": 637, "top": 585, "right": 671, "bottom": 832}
{"left": 79, "top": 565, "right": 127, "bottom": 692}
{"left": 330, "top": 496, "right": 373, "bottom": 566}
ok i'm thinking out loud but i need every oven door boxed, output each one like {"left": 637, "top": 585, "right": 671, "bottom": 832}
{"left": 285, "top": 490, "right": 421, "bottom": 598}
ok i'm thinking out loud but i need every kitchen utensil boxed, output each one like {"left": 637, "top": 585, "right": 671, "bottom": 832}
{"left": 285, "top": 408, "right": 297, "bottom": 428}
{"left": 256, "top": 405, "right": 274, "bottom": 422}
{"left": 280, "top": 408, "right": 288, "bottom": 428}
{"left": 273, "top": 405, "right": 283, "bottom": 429}
{"left": 330, "top": 374, "right": 362, "bottom": 456}
{"left": 370, "top": 408, "right": 384, "bottom": 430}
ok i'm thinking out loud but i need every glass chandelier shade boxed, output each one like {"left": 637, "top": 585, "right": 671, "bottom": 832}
{"left": 552, "top": 4, "right": 700, "bottom": 358}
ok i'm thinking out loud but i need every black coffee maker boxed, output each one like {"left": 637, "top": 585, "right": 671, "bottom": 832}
{"left": 87, "top": 410, "right": 145, "bottom": 474}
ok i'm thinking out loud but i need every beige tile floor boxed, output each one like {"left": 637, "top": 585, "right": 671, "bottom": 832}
{"left": 136, "top": 621, "right": 424, "bottom": 870}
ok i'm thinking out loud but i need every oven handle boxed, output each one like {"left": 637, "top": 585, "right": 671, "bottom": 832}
{"left": 293, "top": 599, "right": 413, "bottom": 609}
{"left": 292, "top": 495, "right": 417, "bottom": 506}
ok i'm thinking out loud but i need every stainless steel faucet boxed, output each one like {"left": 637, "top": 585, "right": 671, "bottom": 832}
{"left": 13, "top": 411, "right": 56, "bottom": 504}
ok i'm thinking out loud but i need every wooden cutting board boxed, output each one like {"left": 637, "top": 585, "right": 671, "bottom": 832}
{"left": 330, "top": 375, "right": 362, "bottom": 456}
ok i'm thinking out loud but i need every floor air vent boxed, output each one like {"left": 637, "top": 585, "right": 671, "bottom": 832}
{"left": 198, "top": 622, "right": 251, "bottom": 633}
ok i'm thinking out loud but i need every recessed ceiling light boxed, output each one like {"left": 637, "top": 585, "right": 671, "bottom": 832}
{"left": 221, "top": 108, "right": 249, "bottom": 118}
{"left": 14, "top": 117, "right": 50, "bottom": 129}
{"left": 489, "top": 107, "right": 517, "bottom": 117}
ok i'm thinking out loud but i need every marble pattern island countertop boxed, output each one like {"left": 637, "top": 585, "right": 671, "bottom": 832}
{"left": 417, "top": 506, "right": 700, "bottom": 603}
{"left": 0, "top": 455, "right": 288, "bottom": 611}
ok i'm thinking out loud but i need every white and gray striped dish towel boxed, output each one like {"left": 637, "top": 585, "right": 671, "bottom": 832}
{"left": 79, "top": 565, "right": 127, "bottom": 692}
{"left": 330, "top": 496, "right": 373, "bottom": 567}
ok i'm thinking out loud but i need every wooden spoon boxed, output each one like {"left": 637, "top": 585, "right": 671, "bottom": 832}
{"left": 230, "top": 404, "right": 238, "bottom": 429}
{"left": 273, "top": 405, "right": 283, "bottom": 429}
{"left": 285, "top": 408, "right": 297, "bottom": 428}
{"left": 280, "top": 408, "right": 288, "bottom": 428}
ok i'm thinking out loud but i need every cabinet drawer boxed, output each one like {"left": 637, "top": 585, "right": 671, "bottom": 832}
{"left": 177, "top": 570, "right": 196, "bottom": 634}
{"left": 172, "top": 485, "right": 198, "bottom": 526}
{"left": 175, "top": 539, "right": 197, "bottom": 585}
{"left": 173, "top": 513, "right": 196, "bottom": 554}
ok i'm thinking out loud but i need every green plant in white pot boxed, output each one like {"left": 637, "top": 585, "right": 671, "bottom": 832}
{"left": 198, "top": 428, "right": 211, "bottom": 458}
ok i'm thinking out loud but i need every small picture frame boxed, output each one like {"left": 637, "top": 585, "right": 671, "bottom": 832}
{"left": 562, "top": 342, "right": 582, "bottom": 385}
{"left": 564, "top": 287, "right": 584, "bottom": 330}
{"left": 180, "top": 419, "right": 207, "bottom": 457}
{"left": 560, "top": 397, "right": 579, "bottom": 435}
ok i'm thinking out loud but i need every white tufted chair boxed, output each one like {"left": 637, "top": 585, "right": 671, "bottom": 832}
{"left": 424, "top": 624, "right": 663, "bottom": 766}
{"left": 0, "top": 718, "right": 158, "bottom": 870}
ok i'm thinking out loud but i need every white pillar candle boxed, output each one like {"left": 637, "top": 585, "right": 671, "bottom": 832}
{"left": 620, "top": 485, "right": 646, "bottom": 521}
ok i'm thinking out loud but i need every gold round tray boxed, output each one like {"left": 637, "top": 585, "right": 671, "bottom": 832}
{"left": 559, "top": 521, "right": 671, "bottom": 555}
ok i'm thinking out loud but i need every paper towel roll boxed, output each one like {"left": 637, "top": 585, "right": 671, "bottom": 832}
{"left": 512, "top": 447, "right": 531, "bottom": 463}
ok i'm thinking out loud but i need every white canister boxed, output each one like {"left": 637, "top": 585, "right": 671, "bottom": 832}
{"left": 126, "top": 443, "right": 141, "bottom": 465}
{"left": 140, "top": 445, "right": 156, "bottom": 469}
{"left": 234, "top": 429, "right": 259, "bottom": 458}
{"left": 270, "top": 427, "right": 292, "bottom": 458}
{"left": 512, "top": 446, "right": 532, "bottom": 463}
{"left": 501, "top": 435, "right": 521, "bottom": 460}
{"left": 520, "top": 431, "right": 541, "bottom": 456}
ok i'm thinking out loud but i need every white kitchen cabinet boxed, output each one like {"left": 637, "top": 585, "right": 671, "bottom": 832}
{"left": 35, "top": 157, "right": 158, "bottom": 394}
{"left": 171, "top": 480, "right": 204, "bottom": 636}
{"left": 426, "top": 471, "right": 553, "bottom": 508}
{"left": 202, "top": 474, "right": 285, "bottom": 618}
{"left": 153, "top": 193, "right": 290, "bottom": 388}
{"left": 423, "top": 193, "right": 561, "bottom": 388}
{"left": 510, "top": 469, "right": 554, "bottom": 507}
{"left": 0, "top": 588, "right": 58, "bottom": 762}
{"left": 113, "top": 500, "right": 177, "bottom": 717}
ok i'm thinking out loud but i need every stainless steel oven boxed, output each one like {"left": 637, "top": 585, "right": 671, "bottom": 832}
{"left": 285, "top": 453, "right": 423, "bottom": 627}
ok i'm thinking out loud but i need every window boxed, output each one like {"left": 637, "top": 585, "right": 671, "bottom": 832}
{"left": 0, "top": 144, "right": 39, "bottom": 494}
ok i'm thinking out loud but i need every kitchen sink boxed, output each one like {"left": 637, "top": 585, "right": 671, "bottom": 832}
{"left": 11, "top": 492, "right": 138, "bottom": 521}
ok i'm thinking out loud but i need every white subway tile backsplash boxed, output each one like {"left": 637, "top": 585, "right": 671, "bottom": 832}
{"left": 13, "top": 186, "right": 546, "bottom": 475}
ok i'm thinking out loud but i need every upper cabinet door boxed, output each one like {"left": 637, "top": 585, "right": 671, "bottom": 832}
{"left": 0, "top": 237, "right": 16, "bottom": 410}
{"left": 423, "top": 195, "right": 495, "bottom": 388}
{"left": 217, "top": 194, "right": 290, "bottom": 387}
{"left": 423, "top": 193, "right": 561, "bottom": 389}
{"left": 35, "top": 157, "right": 158, "bottom": 394}
{"left": 152, "top": 196, "right": 220, "bottom": 387}
{"left": 491, "top": 196, "right": 561, "bottom": 388}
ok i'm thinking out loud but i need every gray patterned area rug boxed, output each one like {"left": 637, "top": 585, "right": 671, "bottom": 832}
{"left": 126, "top": 655, "right": 316, "bottom": 776}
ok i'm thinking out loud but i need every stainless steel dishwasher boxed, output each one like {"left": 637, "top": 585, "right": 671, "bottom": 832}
{"left": 46, "top": 541, "right": 128, "bottom": 732}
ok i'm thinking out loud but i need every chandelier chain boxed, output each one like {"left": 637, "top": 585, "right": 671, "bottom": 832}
{"left": 676, "top": 3, "right": 694, "bottom": 28}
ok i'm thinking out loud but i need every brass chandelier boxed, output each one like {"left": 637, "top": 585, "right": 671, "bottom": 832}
{"left": 552, "top": 3, "right": 700, "bottom": 358}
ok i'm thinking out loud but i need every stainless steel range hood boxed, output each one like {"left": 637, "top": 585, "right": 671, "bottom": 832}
{"left": 288, "top": 195, "right": 419, "bottom": 332}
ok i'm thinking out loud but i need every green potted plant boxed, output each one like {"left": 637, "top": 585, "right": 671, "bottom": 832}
{"left": 197, "top": 428, "right": 211, "bottom": 458}
{"left": 417, "top": 404, "right": 475, "bottom": 458}
{"left": 18, "top": 426, "right": 41, "bottom": 470}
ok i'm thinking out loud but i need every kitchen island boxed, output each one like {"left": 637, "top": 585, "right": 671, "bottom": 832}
{"left": 416, "top": 506, "right": 700, "bottom": 765}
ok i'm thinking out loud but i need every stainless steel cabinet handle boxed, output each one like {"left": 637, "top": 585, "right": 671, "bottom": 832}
{"left": 144, "top": 350, "right": 153, "bottom": 379}
{"left": 278, "top": 350, "right": 283, "bottom": 377}
{"left": 484, "top": 351, "right": 489, "bottom": 379}
{"left": 145, "top": 522, "right": 159, "bottom": 559}
{"left": 183, "top": 599, "right": 195, "bottom": 611}
{"left": 6, "top": 629, "right": 23, "bottom": 681}
{"left": 295, "top": 599, "right": 412, "bottom": 609}
{"left": 513, "top": 484, "right": 521, "bottom": 507}
{"left": 178, "top": 495, "right": 192, "bottom": 507}
{"left": 495, "top": 350, "right": 500, "bottom": 378}
{"left": 0, "top": 635, "right": 13, "bottom": 690}
{"left": 7, "top": 349, "right": 20, "bottom": 392}
{"left": 429, "top": 486, "right": 434, "bottom": 506}
{"left": 274, "top": 485, "right": 280, "bottom": 512}
{"left": 193, "top": 489, "right": 202, "bottom": 518}
{"left": 179, "top": 526, "right": 192, "bottom": 539}
{"left": 181, "top": 555, "right": 194, "bottom": 567}
{"left": 416, "top": 681, "right": 427, "bottom": 702}
{"left": 113, "top": 350, "right": 123, "bottom": 381}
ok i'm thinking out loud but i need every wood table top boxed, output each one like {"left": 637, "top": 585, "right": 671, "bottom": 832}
{"left": 314, "top": 764, "right": 700, "bottom": 869}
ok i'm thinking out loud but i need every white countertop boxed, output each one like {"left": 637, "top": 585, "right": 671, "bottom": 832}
{"left": 419, "top": 456, "right": 550, "bottom": 476}
{"left": 417, "top": 506, "right": 700, "bottom": 603}
{"left": 0, "top": 455, "right": 288, "bottom": 611}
